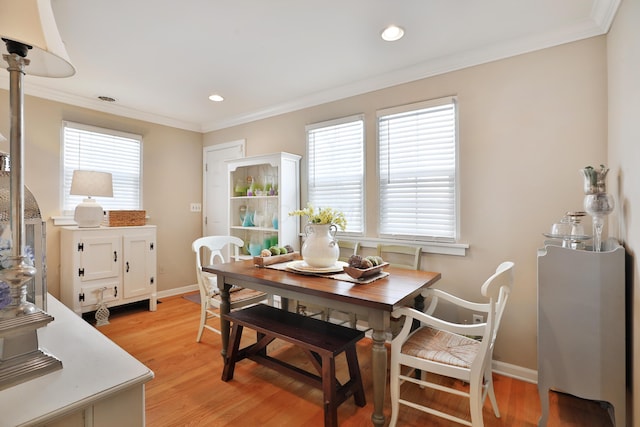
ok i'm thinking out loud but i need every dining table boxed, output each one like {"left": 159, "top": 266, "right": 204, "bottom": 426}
{"left": 204, "top": 258, "right": 441, "bottom": 427}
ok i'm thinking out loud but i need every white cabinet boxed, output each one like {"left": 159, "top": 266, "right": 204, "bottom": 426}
{"left": 2, "top": 295, "right": 153, "bottom": 427}
{"left": 60, "top": 225, "right": 157, "bottom": 315}
{"left": 537, "top": 239, "right": 625, "bottom": 427}
{"left": 227, "top": 152, "right": 301, "bottom": 257}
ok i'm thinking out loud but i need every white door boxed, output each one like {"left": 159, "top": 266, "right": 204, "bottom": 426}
{"left": 203, "top": 141, "right": 245, "bottom": 236}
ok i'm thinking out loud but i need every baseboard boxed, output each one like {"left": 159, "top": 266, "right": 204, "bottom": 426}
{"left": 157, "top": 284, "right": 198, "bottom": 299}
{"left": 492, "top": 360, "right": 538, "bottom": 384}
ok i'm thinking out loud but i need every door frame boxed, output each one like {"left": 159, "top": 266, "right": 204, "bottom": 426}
{"left": 202, "top": 140, "right": 245, "bottom": 235}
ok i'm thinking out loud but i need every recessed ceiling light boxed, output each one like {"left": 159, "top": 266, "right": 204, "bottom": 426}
{"left": 209, "top": 94, "right": 224, "bottom": 102}
{"left": 381, "top": 25, "right": 405, "bottom": 42}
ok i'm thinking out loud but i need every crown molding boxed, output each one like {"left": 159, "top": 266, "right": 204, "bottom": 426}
{"left": 0, "top": 77, "right": 202, "bottom": 132}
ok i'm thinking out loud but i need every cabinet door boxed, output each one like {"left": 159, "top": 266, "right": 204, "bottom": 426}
{"left": 79, "top": 235, "right": 121, "bottom": 281}
{"left": 123, "top": 232, "right": 155, "bottom": 299}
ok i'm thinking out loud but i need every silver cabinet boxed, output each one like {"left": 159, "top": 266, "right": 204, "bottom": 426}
{"left": 537, "top": 239, "right": 625, "bottom": 426}
{"left": 60, "top": 225, "right": 157, "bottom": 315}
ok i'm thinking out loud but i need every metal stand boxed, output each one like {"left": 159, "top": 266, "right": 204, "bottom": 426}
{"left": 0, "top": 311, "right": 62, "bottom": 391}
{"left": 0, "top": 42, "right": 63, "bottom": 389}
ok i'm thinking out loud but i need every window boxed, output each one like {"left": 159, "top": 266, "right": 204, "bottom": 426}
{"left": 306, "top": 116, "right": 364, "bottom": 234}
{"left": 62, "top": 121, "right": 142, "bottom": 214}
{"left": 377, "top": 96, "right": 458, "bottom": 242}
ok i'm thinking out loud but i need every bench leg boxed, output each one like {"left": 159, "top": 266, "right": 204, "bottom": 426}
{"left": 346, "top": 345, "right": 366, "bottom": 407}
{"left": 321, "top": 353, "right": 338, "bottom": 427}
{"left": 222, "top": 323, "right": 244, "bottom": 381}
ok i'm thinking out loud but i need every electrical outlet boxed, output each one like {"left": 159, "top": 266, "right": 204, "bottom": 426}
{"left": 190, "top": 203, "right": 202, "bottom": 212}
{"left": 472, "top": 314, "right": 484, "bottom": 324}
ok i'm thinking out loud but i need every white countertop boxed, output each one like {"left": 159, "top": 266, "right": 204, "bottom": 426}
{"left": 1, "top": 295, "right": 154, "bottom": 426}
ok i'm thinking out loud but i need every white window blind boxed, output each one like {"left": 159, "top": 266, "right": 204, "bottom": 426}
{"left": 306, "top": 116, "right": 364, "bottom": 234}
{"left": 378, "top": 97, "right": 458, "bottom": 241}
{"left": 62, "top": 121, "right": 142, "bottom": 213}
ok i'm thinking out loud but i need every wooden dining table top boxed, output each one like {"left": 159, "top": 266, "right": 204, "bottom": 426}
{"left": 203, "top": 259, "right": 442, "bottom": 312}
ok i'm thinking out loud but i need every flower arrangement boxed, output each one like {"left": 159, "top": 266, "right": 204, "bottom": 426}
{"left": 289, "top": 203, "right": 347, "bottom": 231}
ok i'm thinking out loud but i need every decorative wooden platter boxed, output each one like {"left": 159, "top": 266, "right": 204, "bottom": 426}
{"left": 343, "top": 262, "right": 389, "bottom": 279}
{"left": 253, "top": 251, "right": 302, "bottom": 267}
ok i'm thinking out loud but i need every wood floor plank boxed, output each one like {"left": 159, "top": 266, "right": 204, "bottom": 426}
{"left": 94, "top": 295, "right": 613, "bottom": 426}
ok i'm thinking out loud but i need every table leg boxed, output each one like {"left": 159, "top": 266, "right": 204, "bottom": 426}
{"left": 412, "top": 294, "right": 425, "bottom": 330}
{"left": 218, "top": 275, "right": 231, "bottom": 361}
{"left": 371, "top": 328, "right": 387, "bottom": 427}
{"left": 368, "top": 310, "right": 388, "bottom": 427}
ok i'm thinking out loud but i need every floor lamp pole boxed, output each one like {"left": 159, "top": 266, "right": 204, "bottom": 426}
{"left": 1, "top": 47, "right": 37, "bottom": 317}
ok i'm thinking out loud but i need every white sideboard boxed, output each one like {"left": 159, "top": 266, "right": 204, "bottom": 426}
{"left": 537, "top": 239, "right": 626, "bottom": 427}
{"left": 60, "top": 225, "right": 157, "bottom": 315}
{"left": 1, "top": 294, "right": 153, "bottom": 426}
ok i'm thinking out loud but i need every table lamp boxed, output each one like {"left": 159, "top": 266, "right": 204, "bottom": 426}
{"left": 70, "top": 170, "right": 113, "bottom": 227}
{"left": 0, "top": 0, "right": 75, "bottom": 389}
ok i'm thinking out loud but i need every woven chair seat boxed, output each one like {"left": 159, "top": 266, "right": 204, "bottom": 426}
{"left": 402, "top": 326, "right": 480, "bottom": 369}
{"left": 211, "top": 288, "right": 266, "bottom": 305}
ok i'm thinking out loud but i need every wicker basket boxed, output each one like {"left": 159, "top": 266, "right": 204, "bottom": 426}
{"left": 103, "top": 210, "right": 146, "bottom": 227}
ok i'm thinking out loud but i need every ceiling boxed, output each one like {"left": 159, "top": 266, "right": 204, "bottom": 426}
{"left": 0, "top": 0, "right": 620, "bottom": 133}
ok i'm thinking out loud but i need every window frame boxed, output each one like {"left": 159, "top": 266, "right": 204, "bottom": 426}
{"left": 376, "top": 96, "right": 459, "bottom": 243}
{"left": 60, "top": 121, "right": 143, "bottom": 216}
{"left": 305, "top": 114, "right": 365, "bottom": 236}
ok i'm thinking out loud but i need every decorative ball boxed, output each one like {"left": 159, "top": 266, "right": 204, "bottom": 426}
{"left": 260, "top": 249, "right": 272, "bottom": 257}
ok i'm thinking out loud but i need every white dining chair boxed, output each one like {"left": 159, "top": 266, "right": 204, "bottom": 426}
{"left": 192, "top": 235, "right": 268, "bottom": 342}
{"left": 389, "top": 261, "right": 514, "bottom": 427}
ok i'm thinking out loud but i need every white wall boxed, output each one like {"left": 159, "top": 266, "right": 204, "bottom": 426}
{"left": 204, "top": 36, "right": 608, "bottom": 372}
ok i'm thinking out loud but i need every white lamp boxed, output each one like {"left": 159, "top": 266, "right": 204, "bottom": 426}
{"left": 0, "top": 0, "right": 75, "bottom": 388}
{"left": 0, "top": 0, "right": 75, "bottom": 77}
{"left": 70, "top": 170, "right": 113, "bottom": 227}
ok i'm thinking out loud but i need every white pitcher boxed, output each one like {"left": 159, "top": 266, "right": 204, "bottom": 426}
{"left": 301, "top": 223, "right": 339, "bottom": 268}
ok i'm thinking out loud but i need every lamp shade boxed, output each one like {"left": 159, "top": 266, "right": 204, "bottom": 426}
{"left": 70, "top": 170, "right": 112, "bottom": 228}
{"left": 70, "top": 170, "right": 113, "bottom": 198}
{"left": 0, "top": 0, "right": 75, "bottom": 77}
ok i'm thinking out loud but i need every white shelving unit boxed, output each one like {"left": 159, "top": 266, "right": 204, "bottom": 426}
{"left": 537, "top": 239, "right": 626, "bottom": 427}
{"left": 227, "top": 152, "right": 301, "bottom": 258}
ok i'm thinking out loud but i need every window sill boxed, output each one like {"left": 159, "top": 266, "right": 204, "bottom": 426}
{"left": 358, "top": 238, "right": 468, "bottom": 257}
{"left": 51, "top": 216, "right": 77, "bottom": 226}
{"left": 52, "top": 214, "right": 151, "bottom": 227}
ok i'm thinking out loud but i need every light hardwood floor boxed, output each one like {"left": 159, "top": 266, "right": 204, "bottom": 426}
{"left": 95, "top": 294, "right": 613, "bottom": 427}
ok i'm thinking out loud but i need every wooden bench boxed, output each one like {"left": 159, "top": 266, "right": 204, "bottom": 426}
{"left": 222, "top": 304, "right": 366, "bottom": 427}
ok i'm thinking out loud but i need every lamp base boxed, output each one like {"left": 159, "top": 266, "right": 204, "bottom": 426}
{"left": 74, "top": 198, "right": 104, "bottom": 227}
{"left": 0, "top": 311, "right": 62, "bottom": 391}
